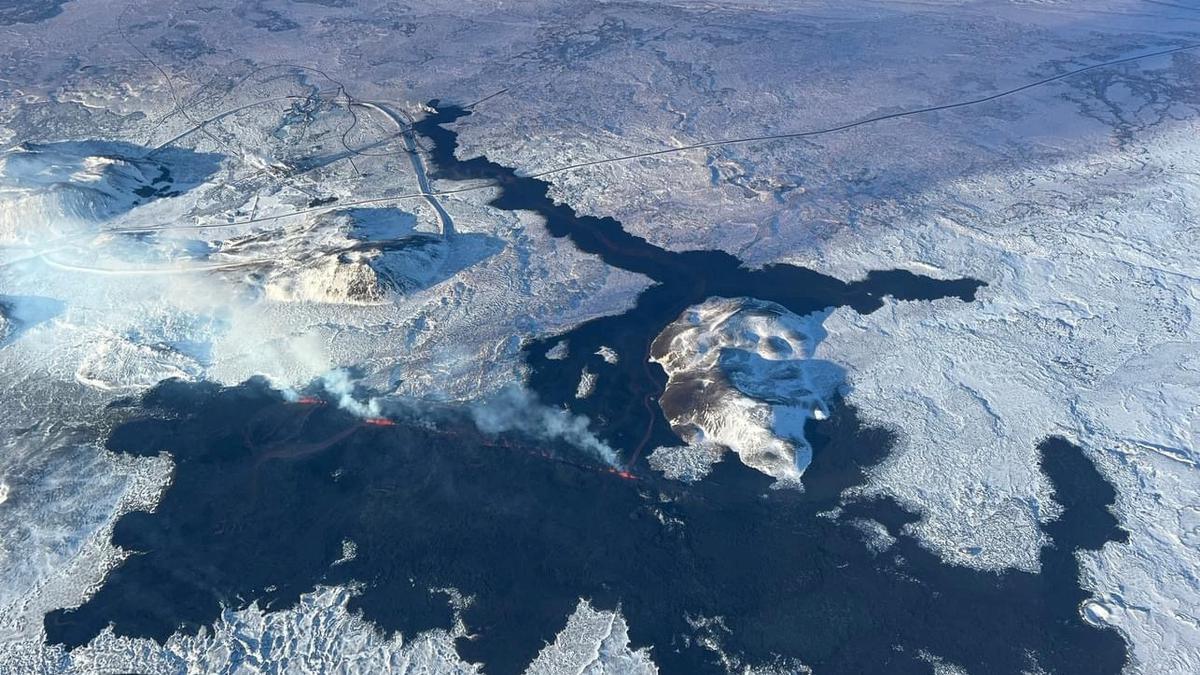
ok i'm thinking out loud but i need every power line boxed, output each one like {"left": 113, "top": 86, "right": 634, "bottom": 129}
{"left": 527, "top": 42, "right": 1200, "bottom": 179}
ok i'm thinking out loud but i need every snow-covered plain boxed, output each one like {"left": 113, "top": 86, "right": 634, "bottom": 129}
{"left": 0, "top": 0, "right": 1198, "bottom": 672}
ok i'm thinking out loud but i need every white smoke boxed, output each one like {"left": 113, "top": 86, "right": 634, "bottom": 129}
{"left": 319, "top": 369, "right": 383, "bottom": 418}
{"left": 0, "top": 141, "right": 355, "bottom": 398}
{"left": 294, "top": 375, "right": 621, "bottom": 467}
{"left": 0, "top": 141, "right": 617, "bottom": 469}
{"left": 468, "top": 385, "right": 620, "bottom": 467}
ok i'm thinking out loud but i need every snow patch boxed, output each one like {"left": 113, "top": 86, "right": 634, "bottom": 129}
{"left": 647, "top": 443, "right": 725, "bottom": 484}
{"left": 29, "top": 585, "right": 478, "bottom": 675}
{"left": 545, "top": 340, "right": 569, "bottom": 360}
{"left": 525, "top": 600, "right": 657, "bottom": 675}
{"left": 575, "top": 367, "right": 597, "bottom": 399}
{"left": 595, "top": 346, "right": 619, "bottom": 364}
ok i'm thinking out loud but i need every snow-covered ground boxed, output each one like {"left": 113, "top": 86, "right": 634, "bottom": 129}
{"left": 0, "top": 0, "right": 1198, "bottom": 671}
{"left": 7, "top": 585, "right": 652, "bottom": 674}
{"left": 810, "top": 122, "right": 1200, "bottom": 670}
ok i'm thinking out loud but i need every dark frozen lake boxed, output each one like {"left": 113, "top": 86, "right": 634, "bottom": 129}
{"left": 44, "top": 103, "right": 1128, "bottom": 674}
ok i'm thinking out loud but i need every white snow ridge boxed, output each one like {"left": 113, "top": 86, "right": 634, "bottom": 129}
{"left": 215, "top": 210, "right": 449, "bottom": 305}
{"left": 0, "top": 142, "right": 204, "bottom": 244}
{"left": 650, "top": 298, "right": 842, "bottom": 486}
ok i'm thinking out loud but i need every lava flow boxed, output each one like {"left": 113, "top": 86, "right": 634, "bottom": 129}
{"left": 609, "top": 468, "right": 638, "bottom": 481}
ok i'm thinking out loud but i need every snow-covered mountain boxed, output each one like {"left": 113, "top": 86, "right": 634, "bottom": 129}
{"left": 651, "top": 298, "right": 841, "bottom": 485}
{"left": 0, "top": 142, "right": 217, "bottom": 243}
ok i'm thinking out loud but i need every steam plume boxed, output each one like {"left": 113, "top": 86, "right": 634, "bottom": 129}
{"left": 467, "top": 385, "right": 620, "bottom": 467}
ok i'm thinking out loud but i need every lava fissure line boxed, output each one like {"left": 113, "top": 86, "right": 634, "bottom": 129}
{"left": 414, "top": 104, "right": 984, "bottom": 476}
